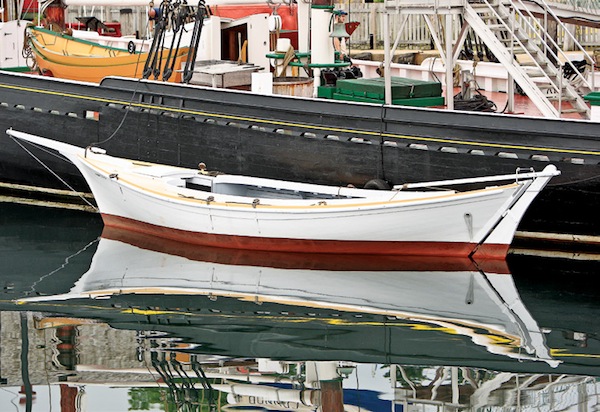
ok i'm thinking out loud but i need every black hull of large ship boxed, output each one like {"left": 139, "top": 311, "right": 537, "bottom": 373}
{"left": 1, "top": 72, "right": 599, "bottom": 236}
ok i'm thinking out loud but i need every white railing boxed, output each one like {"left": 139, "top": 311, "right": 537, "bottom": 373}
{"left": 339, "top": 4, "right": 600, "bottom": 50}
{"left": 64, "top": 3, "right": 600, "bottom": 51}
{"left": 551, "top": 0, "right": 600, "bottom": 14}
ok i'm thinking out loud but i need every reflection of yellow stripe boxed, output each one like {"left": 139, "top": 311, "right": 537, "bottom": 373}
{"left": 551, "top": 348, "right": 600, "bottom": 359}
{"left": 2, "top": 82, "right": 600, "bottom": 156}
{"left": 125, "top": 308, "right": 189, "bottom": 316}
{"left": 403, "top": 324, "right": 459, "bottom": 334}
{"left": 20, "top": 301, "right": 526, "bottom": 354}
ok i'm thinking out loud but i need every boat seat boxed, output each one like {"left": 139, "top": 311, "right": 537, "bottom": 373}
{"left": 210, "top": 174, "right": 360, "bottom": 199}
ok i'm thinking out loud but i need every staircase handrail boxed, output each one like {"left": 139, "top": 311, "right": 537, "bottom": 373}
{"left": 466, "top": 0, "right": 561, "bottom": 116}
{"left": 478, "top": 0, "right": 561, "bottom": 93}
{"left": 511, "top": 0, "right": 594, "bottom": 92}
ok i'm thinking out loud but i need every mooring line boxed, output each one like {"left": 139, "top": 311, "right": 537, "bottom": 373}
{"left": 24, "top": 237, "right": 100, "bottom": 297}
{"left": 9, "top": 135, "right": 98, "bottom": 211}
{"left": 94, "top": 21, "right": 151, "bottom": 147}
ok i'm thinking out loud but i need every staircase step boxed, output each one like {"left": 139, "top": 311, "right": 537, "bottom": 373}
{"left": 522, "top": 45, "right": 545, "bottom": 56}
{"left": 470, "top": 7, "right": 492, "bottom": 14}
{"left": 470, "top": 4, "right": 493, "bottom": 10}
{"left": 537, "top": 83, "right": 566, "bottom": 91}
{"left": 499, "top": 37, "right": 528, "bottom": 46}
{"left": 547, "top": 95, "right": 579, "bottom": 102}
{"left": 560, "top": 108, "right": 589, "bottom": 114}
{"left": 510, "top": 47, "right": 528, "bottom": 54}
{"left": 537, "top": 83, "right": 562, "bottom": 91}
{"left": 488, "top": 23, "right": 508, "bottom": 30}
{"left": 528, "top": 75, "right": 559, "bottom": 81}
{"left": 526, "top": 67, "right": 558, "bottom": 77}
{"left": 520, "top": 61, "right": 548, "bottom": 68}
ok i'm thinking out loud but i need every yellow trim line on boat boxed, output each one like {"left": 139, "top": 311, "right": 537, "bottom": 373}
{"left": 82, "top": 154, "right": 520, "bottom": 209}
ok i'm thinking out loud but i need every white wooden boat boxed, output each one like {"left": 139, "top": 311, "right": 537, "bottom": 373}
{"left": 6, "top": 129, "right": 560, "bottom": 259}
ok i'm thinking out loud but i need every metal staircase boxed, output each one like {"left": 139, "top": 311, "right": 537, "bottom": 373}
{"left": 463, "top": 0, "right": 594, "bottom": 118}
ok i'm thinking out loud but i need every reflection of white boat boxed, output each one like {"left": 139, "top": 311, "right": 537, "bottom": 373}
{"left": 7, "top": 130, "right": 559, "bottom": 259}
{"left": 20, "top": 227, "right": 560, "bottom": 367}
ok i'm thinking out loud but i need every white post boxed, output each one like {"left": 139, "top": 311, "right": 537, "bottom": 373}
{"left": 311, "top": 8, "right": 334, "bottom": 65}
{"left": 390, "top": 364, "right": 397, "bottom": 412}
{"left": 384, "top": 12, "right": 391, "bottom": 105}
{"left": 507, "top": 8, "right": 515, "bottom": 113}
{"left": 297, "top": 0, "right": 310, "bottom": 53}
{"left": 445, "top": 13, "right": 454, "bottom": 110}
{"left": 452, "top": 367, "right": 459, "bottom": 404}
{"left": 310, "top": 7, "right": 334, "bottom": 96}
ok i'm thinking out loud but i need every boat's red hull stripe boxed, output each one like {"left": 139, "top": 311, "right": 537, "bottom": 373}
{"left": 102, "top": 214, "right": 510, "bottom": 259}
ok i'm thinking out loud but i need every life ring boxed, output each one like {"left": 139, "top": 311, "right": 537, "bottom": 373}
{"left": 127, "top": 41, "right": 136, "bottom": 54}
{"left": 363, "top": 179, "right": 390, "bottom": 190}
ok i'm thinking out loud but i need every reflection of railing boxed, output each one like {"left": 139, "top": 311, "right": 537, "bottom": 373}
{"left": 390, "top": 365, "right": 600, "bottom": 411}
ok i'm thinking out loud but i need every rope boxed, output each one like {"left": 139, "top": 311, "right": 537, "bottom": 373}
{"left": 453, "top": 89, "right": 497, "bottom": 112}
{"left": 277, "top": 45, "right": 296, "bottom": 77}
{"left": 93, "top": 20, "right": 151, "bottom": 147}
{"left": 9, "top": 136, "right": 98, "bottom": 211}
{"left": 26, "top": 238, "right": 100, "bottom": 296}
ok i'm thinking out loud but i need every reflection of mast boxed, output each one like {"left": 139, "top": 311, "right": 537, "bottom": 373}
{"left": 151, "top": 351, "right": 218, "bottom": 410}
{"left": 59, "top": 384, "right": 85, "bottom": 412}
{"left": 56, "top": 326, "right": 77, "bottom": 370}
{"left": 306, "top": 361, "right": 343, "bottom": 412}
{"left": 19, "top": 312, "right": 34, "bottom": 412}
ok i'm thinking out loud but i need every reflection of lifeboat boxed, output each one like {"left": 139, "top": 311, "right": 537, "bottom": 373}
{"left": 20, "top": 226, "right": 558, "bottom": 367}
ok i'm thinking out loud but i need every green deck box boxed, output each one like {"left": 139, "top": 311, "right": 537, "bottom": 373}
{"left": 330, "top": 77, "right": 443, "bottom": 106}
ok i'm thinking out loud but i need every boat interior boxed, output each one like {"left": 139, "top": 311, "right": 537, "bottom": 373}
{"left": 181, "top": 174, "right": 359, "bottom": 200}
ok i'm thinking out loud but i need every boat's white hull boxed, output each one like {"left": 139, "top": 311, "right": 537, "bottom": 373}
{"left": 82, "top": 166, "right": 543, "bottom": 258}
{"left": 6, "top": 130, "right": 559, "bottom": 258}
{"left": 96, "top": 192, "right": 512, "bottom": 258}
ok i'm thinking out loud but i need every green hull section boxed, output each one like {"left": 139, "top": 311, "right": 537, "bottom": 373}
{"left": 1, "top": 66, "right": 31, "bottom": 73}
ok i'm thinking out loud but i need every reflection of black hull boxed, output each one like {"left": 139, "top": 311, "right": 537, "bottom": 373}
{"left": 509, "top": 254, "right": 600, "bottom": 353}
{"left": 10, "top": 290, "right": 599, "bottom": 377}
{"left": 1, "top": 73, "right": 599, "bottom": 236}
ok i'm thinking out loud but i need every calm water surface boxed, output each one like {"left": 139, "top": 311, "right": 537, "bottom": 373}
{"left": 0, "top": 202, "right": 598, "bottom": 412}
